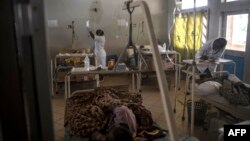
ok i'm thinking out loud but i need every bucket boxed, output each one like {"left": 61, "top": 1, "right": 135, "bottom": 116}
{"left": 187, "top": 100, "right": 208, "bottom": 125}
{"left": 108, "top": 59, "right": 115, "bottom": 70}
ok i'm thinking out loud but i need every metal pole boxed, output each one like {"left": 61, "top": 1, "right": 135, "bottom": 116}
{"left": 65, "top": 75, "right": 68, "bottom": 100}
{"left": 51, "top": 59, "right": 54, "bottom": 97}
{"left": 191, "top": 0, "right": 197, "bottom": 136}
{"left": 137, "top": 1, "right": 179, "bottom": 141}
{"left": 174, "top": 53, "right": 178, "bottom": 112}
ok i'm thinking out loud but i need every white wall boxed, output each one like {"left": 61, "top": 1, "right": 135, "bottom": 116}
{"left": 44, "top": 0, "right": 168, "bottom": 58}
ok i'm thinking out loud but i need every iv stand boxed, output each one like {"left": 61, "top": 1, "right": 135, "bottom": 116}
{"left": 68, "top": 21, "right": 77, "bottom": 48}
{"left": 119, "top": 1, "right": 179, "bottom": 141}
{"left": 190, "top": 0, "right": 197, "bottom": 136}
{"left": 113, "top": 1, "right": 199, "bottom": 140}
{"left": 114, "top": 0, "right": 148, "bottom": 71}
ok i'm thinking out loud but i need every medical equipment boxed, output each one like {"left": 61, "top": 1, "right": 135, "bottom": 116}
{"left": 67, "top": 21, "right": 78, "bottom": 47}
{"left": 116, "top": 63, "right": 127, "bottom": 71}
{"left": 84, "top": 56, "right": 90, "bottom": 71}
{"left": 117, "top": 1, "right": 180, "bottom": 140}
{"left": 114, "top": 0, "right": 148, "bottom": 71}
{"left": 89, "top": 0, "right": 103, "bottom": 29}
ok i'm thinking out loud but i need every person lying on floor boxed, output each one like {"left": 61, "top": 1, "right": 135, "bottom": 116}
{"left": 89, "top": 104, "right": 167, "bottom": 141}
{"left": 90, "top": 105, "right": 135, "bottom": 141}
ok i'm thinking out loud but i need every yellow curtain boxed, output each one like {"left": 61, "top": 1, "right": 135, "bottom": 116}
{"left": 186, "top": 13, "right": 203, "bottom": 59}
{"left": 173, "top": 17, "right": 187, "bottom": 49}
{"left": 173, "top": 13, "right": 203, "bottom": 60}
{"left": 173, "top": 16, "right": 188, "bottom": 59}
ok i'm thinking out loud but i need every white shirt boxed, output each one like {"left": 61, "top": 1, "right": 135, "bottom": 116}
{"left": 195, "top": 38, "right": 225, "bottom": 73}
{"left": 94, "top": 35, "right": 106, "bottom": 67}
{"left": 94, "top": 35, "right": 106, "bottom": 55}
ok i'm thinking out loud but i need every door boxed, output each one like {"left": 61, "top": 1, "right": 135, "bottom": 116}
{"left": 0, "top": 0, "right": 54, "bottom": 140}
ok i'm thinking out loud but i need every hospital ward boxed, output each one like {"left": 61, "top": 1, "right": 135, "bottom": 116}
{"left": 2, "top": 0, "right": 250, "bottom": 141}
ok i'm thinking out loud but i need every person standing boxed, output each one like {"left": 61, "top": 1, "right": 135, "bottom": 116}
{"left": 88, "top": 28, "right": 107, "bottom": 67}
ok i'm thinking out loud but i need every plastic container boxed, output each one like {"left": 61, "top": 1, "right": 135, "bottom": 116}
{"left": 84, "top": 56, "right": 90, "bottom": 71}
{"left": 163, "top": 43, "right": 167, "bottom": 51}
{"left": 108, "top": 59, "right": 115, "bottom": 70}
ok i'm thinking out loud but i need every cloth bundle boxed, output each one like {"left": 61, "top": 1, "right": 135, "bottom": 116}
{"left": 219, "top": 80, "right": 250, "bottom": 106}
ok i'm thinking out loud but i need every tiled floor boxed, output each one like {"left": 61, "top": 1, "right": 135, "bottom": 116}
{"left": 51, "top": 75, "right": 217, "bottom": 141}
{"left": 51, "top": 94, "right": 65, "bottom": 141}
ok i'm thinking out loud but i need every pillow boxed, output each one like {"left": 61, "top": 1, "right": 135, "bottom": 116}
{"left": 196, "top": 81, "right": 222, "bottom": 96}
{"left": 228, "top": 74, "right": 241, "bottom": 83}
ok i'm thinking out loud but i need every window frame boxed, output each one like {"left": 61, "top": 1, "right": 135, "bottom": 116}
{"left": 221, "top": 10, "right": 249, "bottom": 56}
{"left": 181, "top": 0, "right": 208, "bottom": 10}
{"left": 174, "top": 9, "right": 209, "bottom": 44}
{"left": 221, "top": 0, "right": 247, "bottom": 3}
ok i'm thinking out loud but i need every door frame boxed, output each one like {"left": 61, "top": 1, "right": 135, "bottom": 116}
{"left": 0, "top": 0, "right": 54, "bottom": 140}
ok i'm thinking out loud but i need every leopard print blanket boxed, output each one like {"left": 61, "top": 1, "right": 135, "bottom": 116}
{"left": 65, "top": 88, "right": 153, "bottom": 136}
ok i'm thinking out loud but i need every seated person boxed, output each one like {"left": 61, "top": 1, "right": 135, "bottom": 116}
{"left": 195, "top": 37, "right": 227, "bottom": 79}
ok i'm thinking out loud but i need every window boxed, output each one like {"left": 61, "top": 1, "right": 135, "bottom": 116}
{"left": 226, "top": 0, "right": 242, "bottom": 2}
{"left": 182, "top": 0, "right": 208, "bottom": 10}
{"left": 173, "top": 11, "right": 208, "bottom": 59}
{"left": 225, "top": 14, "right": 248, "bottom": 51}
{"left": 222, "top": 0, "right": 244, "bottom": 2}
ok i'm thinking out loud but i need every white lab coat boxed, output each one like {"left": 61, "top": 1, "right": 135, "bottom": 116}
{"left": 195, "top": 38, "right": 225, "bottom": 73}
{"left": 94, "top": 35, "right": 106, "bottom": 67}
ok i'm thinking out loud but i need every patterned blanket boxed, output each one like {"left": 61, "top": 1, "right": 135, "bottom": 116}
{"left": 64, "top": 88, "right": 153, "bottom": 137}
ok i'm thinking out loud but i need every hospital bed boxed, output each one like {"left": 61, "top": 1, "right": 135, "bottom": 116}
{"left": 181, "top": 58, "right": 237, "bottom": 120}
{"left": 180, "top": 57, "right": 249, "bottom": 138}
{"left": 195, "top": 89, "right": 250, "bottom": 120}
{"left": 63, "top": 88, "right": 170, "bottom": 141}
{"left": 194, "top": 76, "right": 250, "bottom": 141}
{"left": 193, "top": 69, "right": 250, "bottom": 121}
